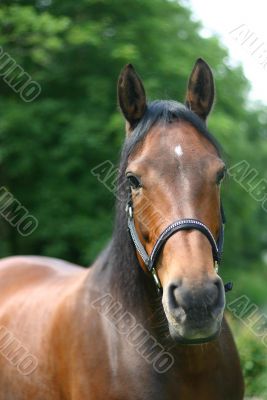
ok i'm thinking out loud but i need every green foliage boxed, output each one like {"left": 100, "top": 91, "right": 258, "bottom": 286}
{"left": 228, "top": 314, "right": 267, "bottom": 398}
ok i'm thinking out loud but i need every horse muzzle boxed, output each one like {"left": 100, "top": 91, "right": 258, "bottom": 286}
{"left": 163, "top": 276, "right": 225, "bottom": 344}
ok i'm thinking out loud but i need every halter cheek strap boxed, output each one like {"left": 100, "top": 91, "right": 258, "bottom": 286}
{"left": 126, "top": 199, "right": 232, "bottom": 294}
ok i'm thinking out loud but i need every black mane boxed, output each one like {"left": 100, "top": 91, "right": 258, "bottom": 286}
{"left": 104, "top": 100, "right": 222, "bottom": 308}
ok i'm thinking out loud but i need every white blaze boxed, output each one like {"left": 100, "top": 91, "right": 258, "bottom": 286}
{"left": 175, "top": 145, "right": 183, "bottom": 157}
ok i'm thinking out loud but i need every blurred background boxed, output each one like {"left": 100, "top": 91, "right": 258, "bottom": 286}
{"left": 0, "top": 0, "right": 266, "bottom": 397}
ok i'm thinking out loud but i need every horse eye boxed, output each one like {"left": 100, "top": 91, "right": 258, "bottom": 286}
{"left": 216, "top": 168, "right": 226, "bottom": 185}
{"left": 127, "top": 174, "right": 142, "bottom": 189}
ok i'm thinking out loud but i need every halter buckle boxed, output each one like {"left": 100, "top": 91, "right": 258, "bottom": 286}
{"left": 215, "top": 260, "right": 219, "bottom": 274}
{"left": 125, "top": 203, "right": 133, "bottom": 219}
{"left": 151, "top": 268, "right": 162, "bottom": 292}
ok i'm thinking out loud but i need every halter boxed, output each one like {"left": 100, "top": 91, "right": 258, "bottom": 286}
{"left": 126, "top": 193, "right": 232, "bottom": 294}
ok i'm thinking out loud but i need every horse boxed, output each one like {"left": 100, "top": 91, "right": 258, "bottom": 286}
{"left": 0, "top": 58, "right": 244, "bottom": 399}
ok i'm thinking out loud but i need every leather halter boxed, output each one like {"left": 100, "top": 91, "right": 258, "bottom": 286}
{"left": 126, "top": 193, "right": 232, "bottom": 294}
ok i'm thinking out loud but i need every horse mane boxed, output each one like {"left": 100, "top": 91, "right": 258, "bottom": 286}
{"left": 103, "top": 100, "right": 222, "bottom": 308}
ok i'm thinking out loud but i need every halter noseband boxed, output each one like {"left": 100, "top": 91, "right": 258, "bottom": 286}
{"left": 126, "top": 195, "right": 232, "bottom": 294}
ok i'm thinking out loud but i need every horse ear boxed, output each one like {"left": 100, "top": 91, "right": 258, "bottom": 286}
{"left": 185, "top": 58, "right": 215, "bottom": 122}
{"left": 117, "top": 64, "right": 147, "bottom": 131}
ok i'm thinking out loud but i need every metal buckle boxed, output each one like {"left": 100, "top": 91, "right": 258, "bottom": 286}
{"left": 215, "top": 261, "right": 219, "bottom": 274}
{"left": 151, "top": 267, "right": 162, "bottom": 292}
{"left": 125, "top": 203, "right": 133, "bottom": 219}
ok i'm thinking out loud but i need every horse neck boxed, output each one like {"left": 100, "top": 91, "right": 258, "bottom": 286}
{"left": 87, "top": 212, "right": 162, "bottom": 330}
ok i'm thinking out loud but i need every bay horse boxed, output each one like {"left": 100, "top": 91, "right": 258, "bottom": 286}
{"left": 0, "top": 58, "right": 244, "bottom": 399}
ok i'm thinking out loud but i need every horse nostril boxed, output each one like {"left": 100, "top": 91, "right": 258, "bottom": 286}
{"left": 167, "top": 280, "right": 183, "bottom": 311}
{"left": 205, "top": 279, "right": 220, "bottom": 305}
{"left": 208, "top": 276, "right": 225, "bottom": 315}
